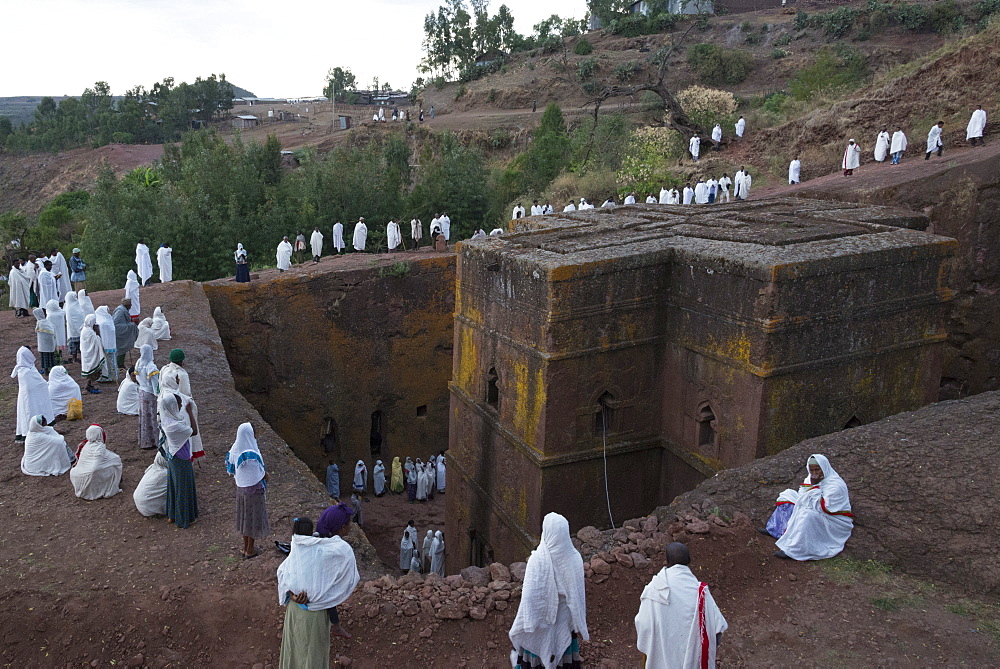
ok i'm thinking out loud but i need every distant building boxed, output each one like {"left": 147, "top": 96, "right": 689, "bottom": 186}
{"left": 232, "top": 115, "right": 259, "bottom": 129}
{"left": 589, "top": 0, "right": 714, "bottom": 30}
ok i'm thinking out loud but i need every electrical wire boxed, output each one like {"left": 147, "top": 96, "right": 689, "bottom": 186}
{"left": 601, "top": 408, "right": 616, "bottom": 530}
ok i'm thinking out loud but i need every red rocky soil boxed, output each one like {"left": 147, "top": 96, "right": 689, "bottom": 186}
{"left": 2, "top": 279, "right": 998, "bottom": 667}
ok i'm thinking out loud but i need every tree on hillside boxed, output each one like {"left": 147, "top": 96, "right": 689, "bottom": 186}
{"left": 323, "top": 67, "right": 358, "bottom": 101}
{"left": 420, "top": 0, "right": 521, "bottom": 78}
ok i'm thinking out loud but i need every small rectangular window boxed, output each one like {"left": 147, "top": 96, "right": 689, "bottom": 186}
{"left": 416, "top": 405, "right": 428, "bottom": 417}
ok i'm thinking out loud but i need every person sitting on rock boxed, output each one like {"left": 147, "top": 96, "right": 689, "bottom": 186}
{"left": 635, "top": 542, "right": 728, "bottom": 669}
{"left": 762, "top": 454, "right": 854, "bottom": 560}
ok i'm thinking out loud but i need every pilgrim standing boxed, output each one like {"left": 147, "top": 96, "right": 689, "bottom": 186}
{"left": 352, "top": 459, "right": 368, "bottom": 494}
{"left": 12, "top": 347, "right": 54, "bottom": 441}
{"left": 635, "top": 542, "right": 728, "bottom": 669}
{"left": 735, "top": 115, "right": 746, "bottom": 139}
{"left": 332, "top": 222, "right": 345, "bottom": 254}
{"left": 135, "top": 344, "right": 159, "bottom": 449}
{"left": 158, "top": 391, "right": 199, "bottom": 528}
{"left": 350, "top": 492, "right": 364, "bottom": 526}
{"left": 94, "top": 306, "right": 118, "bottom": 381}
{"left": 135, "top": 318, "right": 158, "bottom": 351}
{"left": 310, "top": 227, "right": 324, "bottom": 263}
{"left": 37, "top": 261, "right": 58, "bottom": 307}
{"left": 373, "top": 459, "right": 387, "bottom": 496}
{"left": 711, "top": 123, "right": 722, "bottom": 148}
{"left": 399, "top": 521, "right": 419, "bottom": 571}
{"left": 718, "top": 174, "right": 732, "bottom": 202}
{"left": 125, "top": 270, "right": 141, "bottom": 320}
{"left": 135, "top": 241, "right": 153, "bottom": 286}
{"left": 436, "top": 451, "right": 446, "bottom": 493}
{"left": 112, "top": 299, "right": 138, "bottom": 369}
{"left": 227, "top": 422, "right": 270, "bottom": 559}
{"left": 80, "top": 314, "right": 108, "bottom": 392}
{"left": 235, "top": 244, "right": 250, "bottom": 282}
{"left": 410, "top": 218, "right": 423, "bottom": 249}
{"left": 69, "top": 248, "right": 87, "bottom": 290}
{"left": 45, "top": 299, "right": 67, "bottom": 363}
{"left": 624, "top": 192, "right": 637, "bottom": 205}
{"left": 277, "top": 236, "right": 293, "bottom": 272}
{"left": 70, "top": 424, "right": 123, "bottom": 500}
{"left": 21, "top": 415, "right": 72, "bottom": 477}
{"left": 966, "top": 105, "right": 987, "bottom": 146}
{"left": 64, "top": 291, "right": 84, "bottom": 362}
{"left": 78, "top": 288, "right": 95, "bottom": 318}
{"left": 440, "top": 213, "right": 451, "bottom": 241}
{"left": 842, "top": 139, "right": 861, "bottom": 176}
{"left": 925, "top": 121, "right": 944, "bottom": 159}
{"left": 694, "top": 179, "right": 708, "bottom": 205}
{"left": 682, "top": 184, "right": 694, "bottom": 205}
{"left": 48, "top": 247, "right": 72, "bottom": 301}
{"left": 509, "top": 513, "right": 588, "bottom": 668}
{"left": 688, "top": 135, "right": 700, "bottom": 162}
{"left": 874, "top": 128, "right": 890, "bottom": 163}
{"left": 33, "top": 308, "right": 56, "bottom": 374}
{"left": 890, "top": 127, "right": 908, "bottom": 164}
{"left": 788, "top": 157, "right": 801, "bottom": 185}
{"left": 352, "top": 218, "right": 368, "bottom": 252}
{"left": 294, "top": 231, "right": 307, "bottom": 263}
{"left": 405, "top": 457, "right": 417, "bottom": 501}
{"left": 8, "top": 260, "right": 32, "bottom": 317}
{"left": 430, "top": 530, "right": 446, "bottom": 577}
{"left": 157, "top": 244, "right": 173, "bottom": 282}
{"left": 421, "top": 530, "right": 434, "bottom": 572}
{"left": 415, "top": 458, "right": 428, "bottom": 501}
{"left": 390, "top": 456, "right": 404, "bottom": 493}
{"left": 386, "top": 220, "right": 402, "bottom": 253}
{"left": 326, "top": 462, "right": 340, "bottom": 499}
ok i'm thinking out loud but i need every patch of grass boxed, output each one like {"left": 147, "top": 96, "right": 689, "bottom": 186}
{"left": 377, "top": 261, "right": 411, "bottom": 278}
{"left": 947, "top": 601, "right": 973, "bottom": 616}
{"left": 206, "top": 544, "right": 222, "bottom": 553}
{"left": 223, "top": 555, "right": 240, "bottom": 566}
{"left": 820, "top": 555, "right": 893, "bottom": 585}
{"left": 870, "top": 595, "right": 899, "bottom": 611}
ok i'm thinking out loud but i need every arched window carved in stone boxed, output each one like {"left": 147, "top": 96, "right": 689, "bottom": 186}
{"left": 697, "top": 402, "right": 718, "bottom": 456}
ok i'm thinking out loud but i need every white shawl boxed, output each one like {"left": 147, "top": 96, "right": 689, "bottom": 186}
{"left": 47, "top": 366, "right": 81, "bottom": 416}
{"left": 133, "top": 451, "right": 169, "bottom": 516}
{"left": 135, "top": 244, "right": 153, "bottom": 284}
{"left": 509, "top": 513, "right": 589, "bottom": 669}
{"left": 135, "top": 318, "right": 158, "bottom": 350}
{"left": 21, "top": 415, "right": 72, "bottom": 476}
{"left": 158, "top": 392, "right": 193, "bottom": 456}
{"left": 134, "top": 344, "right": 158, "bottom": 395}
{"left": 775, "top": 454, "right": 853, "bottom": 560}
{"left": 157, "top": 246, "right": 172, "bottom": 282}
{"left": 78, "top": 289, "right": 95, "bottom": 317}
{"left": 45, "top": 299, "right": 67, "bottom": 348}
{"left": 12, "top": 346, "right": 53, "bottom": 437}
{"left": 95, "top": 305, "right": 116, "bottom": 351}
{"left": 64, "top": 291, "right": 84, "bottom": 340}
{"left": 70, "top": 425, "right": 122, "bottom": 500}
{"left": 353, "top": 460, "right": 367, "bottom": 490}
{"left": 277, "top": 535, "right": 360, "bottom": 610}
{"left": 352, "top": 222, "right": 367, "bottom": 251}
{"left": 125, "top": 270, "right": 141, "bottom": 316}
{"left": 310, "top": 230, "right": 324, "bottom": 257}
{"left": 373, "top": 460, "right": 386, "bottom": 494}
{"left": 228, "top": 422, "right": 266, "bottom": 488}
{"left": 117, "top": 375, "right": 140, "bottom": 415}
{"left": 80, "top": 315, "right": 105, "bottom": 377}
{"left": 150, "top": 306, "right": 171, "bottom": 340}
{"left": 430, "top": 530, "right": 446, "bottom": 577}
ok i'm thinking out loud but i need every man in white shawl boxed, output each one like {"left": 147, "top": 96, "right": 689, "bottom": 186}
{"left": 47, "top": 365, "right": 81, "bottom": 419}
{"left": 386, "top": 220, "right": 402, "bottom": 253}
{"left": 352, "top": 218, "right": 368, "bottom": 252}
{"left": 711, "top": 123, "right": 722, "bottom": 148}
{"left": 509, "top": 513, "right": 588, "bottom": 669}
{"left": 890, "top": 127, "right": 908, "bottom": 164}
{"left": 332, "top": 222, "right": 345, "bottom": 254}
{"left": 842, "top": 139, "right": 861, "bottom": 176}
{"left": 430, "top": 530, "right": 446, "bottom": 577}
{"left": 735, "top": 116, "right": 746, "bottom": 138}
{"left": 440, "top": 213, "right": 451, "bottom": 241}
{"left": 22, "top": 415, "right": 72, "bottom": 477}
{"left": 788, "top": 158, "right": 801, "bottom": 185}
{"left": 48, "top": 248, "right": 72, "bottom": 301}
{"left": 45, "top": 299, "right": 67, "bottom": 360}
{"left": 309, "top": 227, "right": 324, "bottom": 262}
{"left": 770, "top": 454, "right": 853, "bottom": 560}
{"left": 373, "top": 459, "right": 387, "bottom": 495}
{"left": 135, "top": 241, "right": 153, "bottom": 285}
{"left": 64, "top": 291, "right": 85, "bottom": 363}
{"left": 717, "top": 174, "right": 731, "bottom": 203}
{"left": 157, "top": 244, "right": 172, "bottom": 282}
{"left": 624, "top": 193, "right": 636, "bottom": 205}
{"left": 635, "top": 542, "right": 728, "bottom": 669}
{"left": 966, "top": 105, "right": 987, "bottom": 146}
{"left": 688, "top": 135, "right": 700, "bottom": 162}
{"left": 134, "top": 451, "right": 169, "bottom": 516}
{"left": 734, "top": 168, "right": 752, "bottom": 200}
{"left": 925, "top": 121, "right": 944, "bottom": 160}
{"left": 38, "top": 261, "right": 59, "bottom": 307}
{"left": 682, "top": 184, "right": 694, "bottom": 205}
{"left": 125, "top": 270, "right": 141, "bottom": 319}
{"left": 410, "top": 218, "right": 423, "bottom": 248}
{"left": 874, "top": 128, "right": 890, "bottom": 162}
{"left": 563, "top": 201, "right": 577, "bottom": 213}
{"left": 693, "top": 179, "right": 708, "bottom": 205}
{"left": 11, "top": 347, "right": 53, "bottom": 441}
{"left": 151, "top": 306, "right": 171, "bottom": 340}
{"left": 512, "top": 203, "right": 526, "bottom": 219}
{"left": 352, "top": 459, "right": 367, "bottom": 494}
{"left": 70, "top": 424, "right": 122, "bottom": 500}
{"left": 436, "top": 451, "right": 446, "bottom": 492}
{"left": 8, "top": 260, "right": 32, "bottom": 316}
{"left": 399, "top": 520, "right": 419, "bottom": 571}
{"left": 421, "top": 529, "right": 434, "bottom": 572}
{"left": 80, "top": 314, "right": 108, "bottom": 392}
{"left": 658, "top": 186, "right": 670, "bottom": 204}
{"left": 78, "top": 289, "right": 96, "bottom": 318}
{"left": 94, "top": 305, "right": 118, "bottom": 381}
{"left": 276, "top": 236, "right": 293, "bottom": 271}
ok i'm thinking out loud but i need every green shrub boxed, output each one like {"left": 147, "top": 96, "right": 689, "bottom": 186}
{"left": 771, "top": 48, "right": 789, "bottom": 59}
{"left": 696, "top": 13, "right": 711, "bottom": 30}
{"left": 527, "top": 61, "right": 535, "bottom": 70}
{"left": 795, "top": 10, "right": 810, "bottom": 30}
{"left": 929, "top": 0, "right": 963, "bottom": 33}
{"left": 377, "top": 261, "right": 410, "bottom": 278}
{"left": 488, "top": 88, "right": 497, "bottom": 103}
{"left": 614, "top": 60, "right": 642, "bottom": 82}
{"left": 761, "top": 91, "right": 791, "bottom": 115}
{"left": 774, "top": 32, "right": 792, "bottom": 46}
{"left": 686, "top": 43, "right": 755, "bottom": 86}
{"left": 577, "top": 57, "right": 598, "bottom": 81}
{"left": 893, "top": 3, "right": 928, "bottom": 30}
{"left": 789, "top": 46, "right": 869, "bottom": 100}
{"left": 574, "top": 38, "right": 593, "bottom": 55}
{"left": 741, "top": 20, "right": 752, "bottom": 32}
{"left": 812, "top": 6, "right": 860, "bottom": 38}
{"left": 745, "top": 32, "right": 762, "bottom": 45}
{"left": 455, "top": 83, "right": 467, "bottom": 100}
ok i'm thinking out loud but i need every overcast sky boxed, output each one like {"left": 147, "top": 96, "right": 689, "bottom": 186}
{"left": 3, "top": 0, "right": 587, "bottom": 98}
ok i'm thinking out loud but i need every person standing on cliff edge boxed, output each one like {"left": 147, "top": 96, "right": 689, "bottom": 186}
{"left": 276, "top": 237, "right": 292, "bottom": 272}
{"left": 309, "top": 227, "right": 323, "bottom": 263}
{"left": 352, "top": 218, "right": 368, "bottom": 252}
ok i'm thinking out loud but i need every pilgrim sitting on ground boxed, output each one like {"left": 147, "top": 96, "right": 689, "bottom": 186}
{"left": 70, "top": 424, "right": 122, "bottom": 500}
{"left": 21, "top": 415, "right": 73, "bottom": 477}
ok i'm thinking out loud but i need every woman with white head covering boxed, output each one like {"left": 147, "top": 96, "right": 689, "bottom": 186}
{"left": 21, "top": 415, "right": 72, "bottom": 476}
{"left": 430, "top": 530, "right": 446, "bottom": 577}
{"left": 774, "top": 454, "right": 853, "bottom": 561}
{"left": 405, "top": 457, "right": 417, "bottom": 501}
{"left": 150, "top": 306, "right": 171, "bottom": 340}
{"left": 509, "top": 512, "right": 589, "bottom": 669}
{"left": 77, "top": 288, "right": 95, "bottom": 317}
{"left": 436, "top": 452, "right": 446, "bottom": 493}
{"left": 134, "top": 317, "right": 158, "bottom": 351}
{"left": 94, "top": 305, "right": 118, "bottom": 382}
{"left": 399, "top": 521, "right": 419, "bottom": 571}
{"left": 70, "top": 424, "right": 122, "bottom": 499}
{"left": 235, "top": 244, "right": 250, "bottom": 283}
{"left": 421, "top": 529, "right": 434, "bottom": 572}
{"left": 133, "top": 451, "right": 169, "bottom": 517}
{"left": 80, "top": 314, "right": 108, "bottom": 391}
{"left": 158, "top": 351, "right": 202, "bottom": 459}
{"left": 352, "top": 460, "right": 368, "bottom": 494}
{"left": 117, "top": 370, "right": 140, "bottom": 415}
{"left": 64, "top": 291, "right": 84, "bottom": 363}
{"left": 47, "top": 366, "right": 81, "bottom": 419}
{"left": 11, "top": 346, "right": 53, "bottom": 441}
{"left": 134, "top": 344, "right": 159, "bottom": 448}
{"left": 33, "top": 307, "right": 57, "bottom": 374}
{"left": 423, "top": 461, "right": 435, "bottom": 501}
{"left": 124, "top": 270, "right": 141, "bottom": 319}
{"left": 158, "top": 392, "right": 199, "bottom": 528}
{"left": 45, "top": 298, "right": 67, "bottom": 359}
{"left": 227, "top": 422, "right": 270, "bottom": 558}
{"left": 373, "top": 459, "right": 386, "bottom": 496}
{"left": 415, "top": 459, "right": 428, "bottom": 501}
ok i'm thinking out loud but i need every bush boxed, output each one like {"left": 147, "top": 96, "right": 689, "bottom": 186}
{"left": 741, "top": 20, "right": 752, "bottom": 32}
{"left": 377, "top": 261, "right": 410, "bottom": 278}
{"left": 893, "top": 3, "right": 928, "bottom": 30}
{"left": 789, "top": 46, "right": 869, "bottom": 100}
{"left": 928, "top": 0, "right": 962, "bottom": 33}
{"left": 795, "top": 10, "right": 810, "bottom": 30}
{"left": 455, "top": 83, "right": 467, "bottom": 100}
{"left": 614, "top": 60, "right": 642, "bottom": 82}
{"left": 607, "top": 12, "right": 678, "bottom": 37}
{"left": 745, "top": 32, "right": 762, "bottom": 45}
{"left": 774, "top": 32, "right": 793, "bottom": 46}
{"left": 686, "top": 43, "right": 755, "bottom": 85}
{"left": 577, "top": 57, "right": 598, "bottom": 81}
{"left": 812, "top": 6, "right": 860, "bottom": 38}
{"left": 574, "top": 38, "right": 593, "bottom": 55}
{"left": 771, "top": 48, "right": 790, "bottom": 59}
{"left": 676, "top": 85, "right": 738, "bottom": 129}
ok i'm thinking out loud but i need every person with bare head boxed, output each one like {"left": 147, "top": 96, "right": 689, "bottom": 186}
{"left": 926, "top": 121, "right": 945, "bottom": 159}
{"left": 635, "top": 541, "right": 728, "bottom": 668}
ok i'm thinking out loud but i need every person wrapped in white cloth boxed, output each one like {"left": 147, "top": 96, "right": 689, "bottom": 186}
{"left": 47, "top": 365, "right": 81, "bottom": 419}
{"left": 70, "top": 424, "right": 122, "bottom": 500}
{"left": 635, "top": 541, "right": 727, "bottom": 669}
{"left": 765, "top": 454, "right": 853, "bottom": 560}
{"left": 509, "top": 512, "right": 589, "bottom": 669}
{"left": 21, "top": 415, "right": 73, "bottom": 477}
{"left": 133, "top": 452, "right": 170, "bottom": 516}
{"left": 11, "top": 346, "right": 53, "bottom": 441}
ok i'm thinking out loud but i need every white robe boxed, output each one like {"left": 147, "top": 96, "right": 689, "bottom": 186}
{"left": 399, "top": 526, "right": 418, "bottom": 570}
{"left": 157, "top": 246, "right": 172, "bottom": 282}
{"left": 38, "top": 269, "right": 58, "bottom": 307}
{"left": 512, "top": 206, "right": 526, "bottom": 219}
{"left": 117, "top": 375, "right": 140, "bottom": 415}
{"left": 682, "top": 187, "right": 694, "bottom": 205}
{"left": 80, "top": 318, "right": 106, "bottom": 378}
{"left": 436, "top": 456, "right": 446, "bottom": 492}
{"left": 310, "top": 230, "right": 324, "bottom": 257}
{"left": 276, "top": 241, "right": 293, "bottom": 270}
{"left": 926, "top": 125, "right": 943, "bottom": 153}
{"left": 12, "top": 347, "right": 53, "bottom": 438}
{"left": 64, "top": 292, "right": 84, "bottom": 341}
{"left": 352, "top": 461, "right": 367, "bottom": 491}
{"left": 134, "top": 451, "right": 169, "bottom": 516}
{"left": 353, "top": 222, "right": 368, "bottom": 251}
{"left": 7, "top": 265, "right": 31, "bottom": 311}
{"left": 150, "top": 306, "right": 171, "bottom": 340}
{"left": 48, "top": 365, "right": 81, "bottom": 416}
{"left": 658, "top": 188, "right": 669, "bottom": 204}
{"left": 890, "top": 130, "right": 908, "bottom": 154}
{"left": 563, "top": 204, "right": 576, "bottom": 212}
{"left": 125, "top": 271, "right": 141, "bottom": 317}
{"left": 21, "top": 418, "right": 72, "bottom": 477}
{"left": 410, "top": 219, "right": 422, "bottom": 243}
{"left": 430, "top": 531, "right": 445, "bottom": 577}
{"left": 788, "top": 159, "right": 801, "bottom": 184}
{"left": 386, "top": 222, "right": 402, "bottom": 250}
{"left": 373, "top": 460, "right": 386, "bottom": 494}
{"left": 70, "top": 434, "right": 123, "bottom": 500}
{"left": 277, "top": 534, "right": 360, "bottom": 611}
{"left": 135, "top": 244, "right": 153, "bottom": 285}
{"left": 440, "top": 215, "right": 451, "bottom": 241}
{"left": 50, "top": 252, "right": 72, "bottom": 300}
{"left": 635, "top": 565, "right": 728, "bottom": 669}
{"left": 421, "top": 530, "right": 434, "bottom": 570}
{"left": 735, "top": 117, "right": 746, "bottom": 137}
{"left": 874, "top": 132, "right": 890, "bottom": 162}
{"left": 624, "top": 195, "right": 636, "bottom": 205}
{"left": 416, "top": 464, "right": 428, "bottom": 500}
{"left": 669, "top": 189, "right": 680, "bottom": 205}
{"left": 842, "top": 143, "right": 860, "bottom": 170}
{"left": 693, "top": 183, "right": 708, "bottom": 204}
{"left": 718, "top": 176, "right": 732, "bottom": 199}
{"left": 688, "top": 136, "right": 700, "bottom": 160}
{"left": 711, "top": 125, "right": 722, "bottom": 143}
{"left": 332, "top": 223, "right": 345, "bottom": 251}
{"left": 45, "top": 299, "right": 67, "bottom": 349}
{"left": 775, "top": 454, "right": 853, "bottom": 560}
{"left": 646, "top": 196, "right": 657, "bottom": 204}
{"left": 94, "top": 306, "right": 116, "bottom": 351}
{"left": 135, "top": 318, "right": 158, "bottom": 350}
{"left": 966, "top": 109, "right": 987, "bottom": 140}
